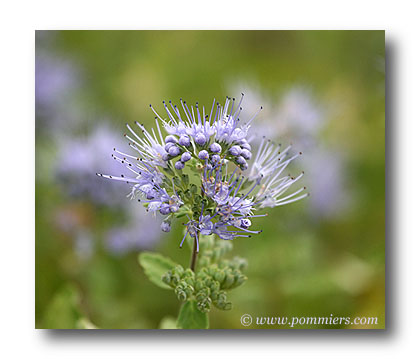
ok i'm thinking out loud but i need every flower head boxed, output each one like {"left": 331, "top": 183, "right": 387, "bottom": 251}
{"left": 98, "top": 94, "right": 308, "bottom": 251}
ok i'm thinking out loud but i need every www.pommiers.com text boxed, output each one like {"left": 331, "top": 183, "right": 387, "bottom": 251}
{"left": 240, "top": 314, "right": 379, "bottom": 327}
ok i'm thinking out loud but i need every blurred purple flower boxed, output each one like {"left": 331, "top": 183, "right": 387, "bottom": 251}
{"left": 36, "top": 54, "right": 77, "bottom": 107}
{"left": 277, "top": 88, "right": 324, "bottom": 135}
{"left": 37, "top": 35, "right": 163, "bottom": 255}
{"left": 106, "top": 204, "right": 161, "bottom": 254}
{"left": 35, "top": 52, "right": 80, "bottom": 126}
{"left": 229, "top": 83, "right": 349, "bottom": 218}
{"left": 55, "top": 124, "right": 134, "bottom": 206}
{"left": 303, "top": 149, "right": 349, "bottom": 219}
{"left": 54, "top": 124, "right": 163, "bottom": 254}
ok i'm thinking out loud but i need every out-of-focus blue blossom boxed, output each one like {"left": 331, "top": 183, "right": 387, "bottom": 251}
{"left": 55, "top": 124, "right": 133, "bottom": 207}
{"left": 35, "top": 51, "right": 82, "bottom": 133}
{"left": 35, "top": 54, "right": 78, "bottom": 110}
{"left": 304, "top": 149, "right": 350, "bottom": 218}
{"left": 36, "top": 36, "right": 166, "bottom": 255}
{"left": 106, "top": 203, "right": 162, "bottom": 254}
{"left": 277, "top": 88, "right": 324, "bottom": 136}
{"left": 53, "top": 124, "right": 163, "bottom": 255}
{"left": 230, "top": 83, "right": 349, "bottom": 219}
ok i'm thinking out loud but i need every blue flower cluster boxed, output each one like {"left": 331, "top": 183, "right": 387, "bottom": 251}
{"left": 98, "top": 95, "right": 308, "bottom": 251}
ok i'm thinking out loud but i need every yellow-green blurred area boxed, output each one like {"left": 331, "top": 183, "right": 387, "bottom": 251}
{"left": 35, "top": 30, "right": 385, "bottom": 329}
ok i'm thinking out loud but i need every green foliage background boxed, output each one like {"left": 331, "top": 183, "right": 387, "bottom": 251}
{"left": 35, "top": 30, "right": 385, "bottom": 329}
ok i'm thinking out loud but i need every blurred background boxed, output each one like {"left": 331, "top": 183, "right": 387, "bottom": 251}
{"left": 35, "top": 30, "right": 385, "bottom": 329}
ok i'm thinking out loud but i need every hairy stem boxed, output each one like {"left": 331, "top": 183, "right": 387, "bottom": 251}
{"left": 190, "top": 233, "right": 199, "bottom": 272}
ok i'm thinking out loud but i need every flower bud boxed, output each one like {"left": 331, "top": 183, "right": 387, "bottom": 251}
{"left": 161, "top": 272, "right": 172, "bottom": 286}
{"left": 186, "top": 285, "right": 195, "bottom": 297}
{"left": 164, "top": 142, "right": 175, "bottom": 152}
{"left": 198, "top": 150, "right": 209, "bottom": 160}
{"left": 179, "top": 135, "right": 191, "bottom": 147}
{"left": 210, "top": 291, "right": 218, "bottom": 302}
{"left": 233, "top": 274, "right": 247, "bottom": 288}
{"left": 217, "top": 291, "right": 227, "bottom": 304}
{"left": 209, "top": 280, "right": 220, "bottom": 293}
{"left": 209, "top": 142, "right": 222, "bottom": 153}
{"left": 240, "top": 141, "right": 251, "bottom": 151}
{"left": 175, "top": 285, "right": 187, "bottom": 301}
{"left": 208, "top": 264, "right": 218, "bottom": 277}
{"left": 197, "top": 298, "right": 211, "bottom": 313}
{"left": 241, "top": 148, "right": 252, "bottom": 160}
{"left": 159, "top": 206, "right": 171, "bottom": 215}
{"left": 181, "top": 152, "right": 191, "bottom": 162}
{"left": 229, "top": 145, "right": 242, "bottom": 156}
{"left": 165, "top": 135, "right": 178, "bottom": 144}
{"left": 183, "top": 268, "right": 194, "bottom": 278}
{"left": 195, "top": 133, "right": 207, "bottom": 146}
{"left": 196, "top": 288, "right": 210, "bottom": 302}
{"left": 222, "top": 273, "right": 235, "bottom": 289}
{"left": 214, "top": 270, "right": 226, "bottom": 283}
{"left": 195, "top": 279, "right": 205, "bottom": 291}
{"left": 173, "top": 265, "right": 184, "bottom": 277}
{"left": 184, "top": 277, "right": 194, "bottom": 288}
{"left": 205, "top": 276, "right": 214, "bottom": 287}
{"left": 171, "top": 273, "right": 180, "bottom": 286}
{"left": 168, "top": 146, "right": 180, "bottom": 157}
{"left": 235, "top": 155, "right": 247, "bottom": 165}
{"left": 198, "top": 267, "right": 209, "bottom": 275}
{"left": 174, "top": 161, "right": 184, "bottom": 170}
{"left": 160, "top": 221, "right": 171, "bottom": 232}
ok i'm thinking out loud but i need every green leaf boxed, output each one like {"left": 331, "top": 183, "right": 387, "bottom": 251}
{"left": 138, "top": 252, "right": 178, "bottom": 290}
{"left": 176, "top": 300, "right": 209, "bottom": 329}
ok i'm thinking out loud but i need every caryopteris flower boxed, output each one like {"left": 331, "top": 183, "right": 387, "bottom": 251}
{"left": 98, "top": 94, "right": 308, "bottom": 251}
